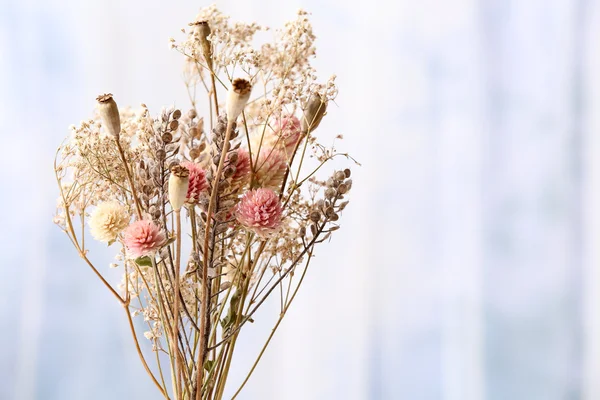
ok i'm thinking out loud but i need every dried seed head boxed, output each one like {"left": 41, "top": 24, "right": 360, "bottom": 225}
{"left": 325, "top": 187, "right": 336, "bottom": 199}
{"left": 189, "top": 127, "right": 200, "bottom": 139}
{"left": 334, "top": 171, "right": 346, "bottom": 181}
{"left": 168, "top": 165, "right": 190, "bottom": 211}
{"left": 309, "top": 211, "right": 321, "bottom": 222}
{"left": 298, "top": 226, "right": 306, "bottom": 237}
{"left": 156, "top": 149, "right": 166, "bottom": 160}
{"left": 188, "top": 109, "right": 197, "bottom": 120}
{"left": 325, "top": 206, "right": 336, "bottom": 218}
{"left": 344, "top": 168, "right": 351, "bottom": 178}
{"left": 192, "top": 21, "right": 212, "bottom": 67}
{"left": 226, "top": 78, "right": 252, "bottom": 122}
{"left": 96, "top": 93, "right": 121, "bottom": 138}
{"left": 337, "top": 183, "right": 349, "bottom": 194}
{"left": 189, "top": 147, "right": 201, "bottom": 159}
{"left": 169, "top": 120, "right": 179, "bottom": 131}
{"left": 162, "top": 133, "right": 173, "bottom": 143}
{"left": 228, "top": 152, "right": 239, "bottom": 164}
{"left": 301, "top": 93, "right": 327, "bottom": 133}
{"left": 172, "top": 109, "right": 182, "bottom": 120}
{"left": 224, "top": 166, "right": 235, "bottom": 178}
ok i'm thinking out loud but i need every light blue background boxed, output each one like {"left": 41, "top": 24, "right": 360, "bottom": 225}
{"left": 1, "top": 0, "right": 600, "bottom": 399}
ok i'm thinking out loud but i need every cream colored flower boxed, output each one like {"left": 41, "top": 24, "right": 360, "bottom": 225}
{"left": 89, "top": 201, "right": 130, "bottom": 243}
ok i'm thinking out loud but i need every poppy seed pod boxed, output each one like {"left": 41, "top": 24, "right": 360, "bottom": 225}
{"left": 193, "top": 21, "right": 213, "bottom": 68}
{"left": 96, "top": 94, "right": 121, "bottom": 138}
{"left": 226, "top": 78, "right": 252, "bottom": 122}
{"left": 301, "top": 93, "right": 327, "bottom": 133}
{"left": 168, "top": 165, "right": 190, "bottom": 211}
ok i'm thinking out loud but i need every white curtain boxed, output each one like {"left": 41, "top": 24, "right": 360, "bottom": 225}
{"left": 1, "top": 0, "right": 599, "bottom": 399}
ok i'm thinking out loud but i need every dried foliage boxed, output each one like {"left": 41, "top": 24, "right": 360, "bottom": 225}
{"left": 54, "top": 7, "right": 357, "bottom": 400}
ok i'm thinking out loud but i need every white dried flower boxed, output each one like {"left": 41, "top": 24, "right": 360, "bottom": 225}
{"left": 168, "top": 165, "right": 190, "bottom": 211}
{"left": 226, "top": 78, "right": 252, "bottom": 122}
{"left": 89, "top": 201, "right": 130, "bottom": 243}
{"left": 96, "top": 94, "right": 121, "bottom": 138}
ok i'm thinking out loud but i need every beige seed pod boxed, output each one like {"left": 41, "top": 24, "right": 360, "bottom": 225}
{"left": 168, "top": 165, "right": 190, "bottom": 211}
{"left": 192, "top": 21, "right": 213, "bottom": 68}
{"left": 301, "top": 93, "right": 327, "bottom": 133}
{"left": 226, "top": 78, "right": 252, "bottom": 122}
{"left": 96, "top": 93, "right": 121, "bottom": 138}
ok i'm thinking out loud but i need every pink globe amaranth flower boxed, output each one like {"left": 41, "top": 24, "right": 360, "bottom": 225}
{"left": 123, "top": 220, "right": 167, "bottom": 258}
{"left": 254, "top": 147, "right": 287, "bottom": 192}
{"left": 230, "top": 148, "right": 251, "bottom": 191}
{"left": 274, "top": 116, "right": 302, "bottom": 156}
{"left": 236, "top": 188, "right": 283, "bottom": 238}
{"left": 181, "top": 161, "right": 208, "bottom": 203}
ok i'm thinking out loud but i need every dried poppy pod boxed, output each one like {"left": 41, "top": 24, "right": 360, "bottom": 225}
{"left": 226, "top": 78, "right": 252, "bottom": 122}
{"left": 96, "top": 93, "right": 121, "bottom": 138}
{"left": 192, "top": 20, "right": 213, "bottom": 68}
{"left": 301, "top": 93, "right": 327, "bottom": 133}
{"left": 168, "top": 164, "right": 190, "bottom": 211}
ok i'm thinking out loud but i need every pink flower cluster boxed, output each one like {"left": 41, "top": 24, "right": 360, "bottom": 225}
{"left": 255, "top": 148, "right": 287, "bottom": 191}
{"left": 123, "top": 220, "right": 166, "bottom": 258}
{"left": 235, "top": 188, "right": 283, "bottom": 237}
{"left": 181, "top": 161, "right": 208, "bottom": 203}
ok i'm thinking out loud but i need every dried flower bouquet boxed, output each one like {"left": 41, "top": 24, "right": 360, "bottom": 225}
{"left": 54, "top": 6, "right": 356, "bottom": 400}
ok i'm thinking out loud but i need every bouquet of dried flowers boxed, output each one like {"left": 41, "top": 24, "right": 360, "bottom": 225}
{"left": 54, "top": 6, "right": 356, "bottom": 399}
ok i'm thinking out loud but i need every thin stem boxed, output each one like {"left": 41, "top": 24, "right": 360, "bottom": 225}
{"left": 196, "top": 119, "right": 234, "bottom": 399}
{"left": 174, "top": 209, "right": 183, "bottom": 398}
{"left": 115, "top": 137, "right": 143, "bottom": 219}
{"left": 232, "top": 246, "right": 315, "bottom": 399}
{"left": 124, "top": 304, "right": 170, "bottom": 398}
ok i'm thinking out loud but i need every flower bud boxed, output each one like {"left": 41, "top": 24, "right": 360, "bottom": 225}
{"left": 226, "top": 78, "right": 252, "bottom": 122}
{"left": 96, "top": 94, "right": 121, "bottom": 138}
{"left": 301, "top": 93, "right": 327, "bottom": 133}
{"left": 168, "top": 165, "right": 190, "bottom": 211}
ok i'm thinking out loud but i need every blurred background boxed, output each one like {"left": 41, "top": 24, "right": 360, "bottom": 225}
{"left": 2, "top": 0, "right": 600, "bottom": 399}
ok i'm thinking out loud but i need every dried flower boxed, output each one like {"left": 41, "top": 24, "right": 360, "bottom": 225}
{"left": 236, "top": 188, "right": 283, "bottom": 237}
{"left": 192, "top": 21, "right": 213, "bottom": 67}
{"left": 301, "top": 93, "right": 327, "bottom": 132}
{"left": 181, "top": 161, "right": 208, "bottom": 203}
{"left": 275, "top": 116, "right": 302, "bottom": 156}
{"left": 169, "top": 165, "right": 190, "bottom": 210}
{"left": 230, "top": 148, "right": 251, "bottom": 190}
{"left": 96, "top": 94, "right": 121, "bottom": 138}
{"left": 123, "top": 220, "right": 167, "bottom": 258}
{"left": 255, "top": 148, "right": 287, "bottom": 191}
{"left": 89, "top": 201, "right": 130, "bottom": 243}
{"left": 226, "top": 78, "right": 252, "bottom": 122}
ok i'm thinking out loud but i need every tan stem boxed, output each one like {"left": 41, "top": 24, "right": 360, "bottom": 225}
{"left": 125, "top": 304, "right": 170, "bottom": 398}
{"left": 195, "top": 119, "right": 234, "bottom": 400}
{"left": 115, "top": 138, "right": 143, "bottom": 219}
{"left": 174, "top": 209, "right": 183, "bottom": 398}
